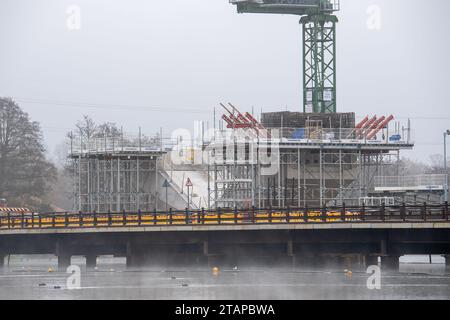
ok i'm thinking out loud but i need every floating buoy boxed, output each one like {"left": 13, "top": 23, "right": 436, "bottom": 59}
{"left": 47, "top": 267, "right": 54, "bottom": 273}
{"left": 212, "top": 267, "right": 220, "bottom": 276}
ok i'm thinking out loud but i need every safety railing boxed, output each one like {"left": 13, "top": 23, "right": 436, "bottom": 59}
{"left": 68, "top": 134, "right": 179, "bottom": 155}
{"left": 374, "top": 175, "right": 447, "bottom": 190}
{"left": 0, "top": 202, "right": 448, "bottom": 231}
{"left": 209, "top": 127, "right": 412, "bottom": 145}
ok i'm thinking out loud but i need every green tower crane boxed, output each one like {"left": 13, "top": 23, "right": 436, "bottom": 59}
{"left": 230, "top": 0, "right": 340, "bottom": 113}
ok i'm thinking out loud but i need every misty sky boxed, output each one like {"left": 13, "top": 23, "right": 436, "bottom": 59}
{"left": 1, "top": 0, "right": 449, "bottom": 163}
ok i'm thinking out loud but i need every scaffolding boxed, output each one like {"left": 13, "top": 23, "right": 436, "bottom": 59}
{"left": 69, "top": 131, "right": 167, "bottom": 212}
{"left": 207, "top": 115, "right": 414, "bottom": 209}
{"left": 66, "top": 112, "right": 416, "bottom": 212}
{"left": 371, "top": 174, "right": 447, "bottom": 205}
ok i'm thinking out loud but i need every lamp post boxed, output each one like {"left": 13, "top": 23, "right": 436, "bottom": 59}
{"left": 444, "top": 130, "right": 450, "bottom": 203}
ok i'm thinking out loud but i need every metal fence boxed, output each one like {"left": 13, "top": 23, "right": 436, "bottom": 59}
{"left": 69, "top": 133, "right": 176, "bottom": 155}
{"left": 210, "top": 127, "right": 412, "bottom": 145}
{"left": 0, "top": 203, "right": 448, "bottom": 230}
{"left": 374, "top": 175, "right": 447, "bottom": 190}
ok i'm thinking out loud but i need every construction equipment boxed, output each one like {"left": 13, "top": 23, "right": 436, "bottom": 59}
{"left": 220, "top": 102, "right": 270, "bottom": 138}
{"left": 366, "top": 115, "right": 394, "bottom": 140}
{"left": 230, "top": 0, "right": 340, "bottom": 113}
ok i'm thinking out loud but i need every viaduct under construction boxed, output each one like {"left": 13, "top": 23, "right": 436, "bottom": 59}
{"left": 1, "top": 0, "right": 449, "bottom": 273}
{"left": 68, "top": 0, "right": 447, "bottom": 214}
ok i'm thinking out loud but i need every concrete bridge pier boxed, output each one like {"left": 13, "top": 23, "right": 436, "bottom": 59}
{"left": 295, "top": 254, "right": 366, "bottom": 271}
{"left": 364, "top": 255, "right": 379, "bottom": 268}
{"left": 125, "top": 242, "right": 147, "bottom": 268}
{"left": 287, "top": 240, "right": 296, "bottom": 268}
{"left": 380, "top": 255, "right": 400, "bottom": 272}
{"left": 340, "top": 255, "right": 366, "bottom": 271}
{"left": 295, "top": 254, "right": 324, "bottom": 269}
{"left": 58, "top": 254, "right": 72, "bottom": 271}
{"left": 445, "top": 255, "right": 450, "bottom": 270}
{"left": 126, "top": 254, "right": 144, "bottom": 268}
{"left": 85, "top": 254, "right": 97, "bottom": 269}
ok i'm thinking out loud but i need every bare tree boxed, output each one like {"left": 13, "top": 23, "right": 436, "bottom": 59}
{"left": 75, "top": 115, "right": 97, "bottom": 140}
{"left": 96, "top": 122, "right": 121, "bottom": 138}
{"left": 429, "top": 154, "right": 446, "bottom": 174}
{"left": 0, "top": 98, "right": 56, "bottom": 207}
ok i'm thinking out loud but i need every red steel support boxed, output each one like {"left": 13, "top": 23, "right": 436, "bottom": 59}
{"left": 366, "top": 115, "right": 394, "bottom": 140}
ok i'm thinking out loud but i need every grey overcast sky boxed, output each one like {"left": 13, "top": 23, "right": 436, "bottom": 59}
{"left": 1, "top": 0, "right": 449, "bottom": 163}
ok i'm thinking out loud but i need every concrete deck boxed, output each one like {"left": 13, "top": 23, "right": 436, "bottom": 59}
{"left": 1, "top": 221, "right": 449, "bottom": 236}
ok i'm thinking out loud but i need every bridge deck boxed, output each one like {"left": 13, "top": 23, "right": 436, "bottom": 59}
{"left": 1, "top": 221, "right": 450, "bottom": 236}
{"left": 1, "top": 204, "right": 449, "bottom": 269}
{"left": 0, "top": 203, "right": 448, "bottom": 235}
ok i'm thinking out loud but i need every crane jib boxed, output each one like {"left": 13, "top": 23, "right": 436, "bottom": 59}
{"left": 230, "top": 0, "right": 339, "bottom": 12}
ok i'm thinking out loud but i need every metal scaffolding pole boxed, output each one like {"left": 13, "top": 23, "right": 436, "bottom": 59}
{"left": 155, "top": 159, "right": 158, "bottom": 210}
{"left": 339, "top": 149, "right": 343, "bottom": 205}
{"left": 110, "top": 159, "right": 113, "bottom": 213}
{"left": 97, "top": 158, "right": 100, "bottom": 212}
{"left": 278, "top": 152, "right": 281, "bottom": 208}
{"left": 137, "top": 157, "right": 140, "bottom": 210}
{"left": 319, "top": 148, "right": 323, "bottom": 207}
{"left": 251, "top": 143, "right": 255, "bottom": 207}
{"left": 117, "top": 158, "right": 121, "bottom": 212}
{"left": 298, "top": 149, "right": 301, "bottom": 208}
{"left": 359, "top": 150, "right": 363, "bottom": 199}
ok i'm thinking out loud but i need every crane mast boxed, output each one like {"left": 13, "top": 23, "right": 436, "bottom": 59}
{"left": 229, "top": 0, "right": 340, "bottom": 113}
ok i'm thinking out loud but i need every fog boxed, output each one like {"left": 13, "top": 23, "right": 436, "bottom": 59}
{"left": 1, "top": 255, "right": 449, "bottom": 300}
{"left": 0, "top": 0, "right": 449, "bottom": 163}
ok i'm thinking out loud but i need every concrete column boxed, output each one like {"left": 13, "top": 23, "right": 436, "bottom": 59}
{"left": 58, "top": 254, "right": 71, "bottom": 271}
{"left": 296, "top": 254, "right": 322, "bottom": 269}
{"left": 85, "top": 255, "right": 97, "bottom": 269}
{"left": 445, "top": 255, "right": 450, "bottom": 270}
{"left": 126, "top": 242, "right": 146, "bottom": 268}
{"left": 365, "top": 255, "right": 379, "bottom": 268}
{"left": 380, "top": 255, "right": 400, "bottom": 272}
{"left": 126, "top": 253, "right": 147, "bottom": 268}
{"left": 0, "top": 254, "right": 5, "bottom": 270}
{"left": 203, "top": 241, "right": 209, "bottom": 256}
{"left": 126, "top": 241, "right": 133, "bottom": 268}
{"left": 287, "top": 240, "right": 296, "bottom": 268}
{"left": 337, "top": 255, "right": 365, "bottom": 271}
{"left": 321, "top": 255, "right": 340, "bottom": 269}
{"left": 287, "top": 240, "right": 294, "bottom": 256}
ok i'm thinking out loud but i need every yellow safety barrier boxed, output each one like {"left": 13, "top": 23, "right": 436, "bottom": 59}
{"left": 0, "top": 210, "right": 366, "bottom": 229}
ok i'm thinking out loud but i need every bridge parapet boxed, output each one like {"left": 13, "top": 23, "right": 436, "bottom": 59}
{"left": 0, "top": 203, "right": 448, "bottom": 233}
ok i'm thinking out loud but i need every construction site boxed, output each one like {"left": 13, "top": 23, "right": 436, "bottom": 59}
{"left": 68, "top": 0, "right": 447, "bottom": 213}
